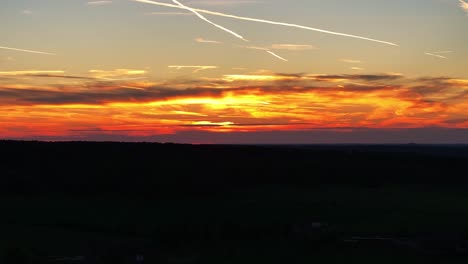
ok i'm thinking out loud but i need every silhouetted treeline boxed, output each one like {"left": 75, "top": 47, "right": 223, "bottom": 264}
{"left": 1, "top": 140, "right": 467, "bottom": 198}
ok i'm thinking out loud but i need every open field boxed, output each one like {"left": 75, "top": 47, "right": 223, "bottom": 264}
{"left": 1, "top": 141, "right": 468, "bottom": 263}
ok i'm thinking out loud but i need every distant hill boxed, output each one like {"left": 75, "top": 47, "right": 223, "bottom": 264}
{"left": 1, "top": 141, "right": 467, "bottom": 197}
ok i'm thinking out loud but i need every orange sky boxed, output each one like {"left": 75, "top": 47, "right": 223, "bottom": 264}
{"left": 1, "top": 1, "right": 468, "bottom": 143}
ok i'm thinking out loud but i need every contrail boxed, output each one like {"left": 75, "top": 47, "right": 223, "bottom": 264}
{"left": 0, "top": 46, "right": 56, "bottom": 55}
{"left": 171, "top": 0, "right": 247, "bottom": 41}
{"left": 132, "top": 0, "right": 398, "bottom": 46}
{"left": 239, "top": 45, "right": 288, "bottom": 61}
{"left": 266, "top": 51, "right": 288, "bottom": 62}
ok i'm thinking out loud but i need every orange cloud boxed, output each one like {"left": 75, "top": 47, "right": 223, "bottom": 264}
{"left": 0, "top": 73, "right": 467, "bottom": 139}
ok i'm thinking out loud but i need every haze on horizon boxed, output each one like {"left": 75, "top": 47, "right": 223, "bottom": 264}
{"left": 1, "top": 0, "right": 467, "bottom": 143}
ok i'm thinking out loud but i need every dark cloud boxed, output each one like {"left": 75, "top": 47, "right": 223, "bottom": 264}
{"left": 310, "top": 74, "right": 403, "bottom": 82}
{"left": 274, "top": 73, "right": 304, "bottom": 78}
{"left": 8, "top": 127, "right": 468, "bottom": 144}
{"left": 0, "top": 83, "right": 396, "bottom": 106}
{"left": 443, "top": 118, "right": 468, "bottom": 124}
{"left": 0, "top": 73, "right": 464, "bottom": 107}
{"left": 0, "top": 86, "right": 224, "bottom": 105}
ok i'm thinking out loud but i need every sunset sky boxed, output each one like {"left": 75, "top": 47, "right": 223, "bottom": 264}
{"left": 1, "top": 0, "right": 467, "bottom": 143}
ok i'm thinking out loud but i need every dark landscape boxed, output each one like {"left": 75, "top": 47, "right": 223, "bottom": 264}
{"left": 2, "top": 140, "right": 468, "bottom": 263}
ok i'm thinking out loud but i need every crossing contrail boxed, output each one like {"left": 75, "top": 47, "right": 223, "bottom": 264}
{"left": 132, "top": 0, "right": 398, "bottom": 46}
{"left": 0, "top": 46, "right": 56, "bottom": 55}
{"left": 266, "top": 51, "right": 288, "bottom": 62}
{"left": 171, "top": 0, "right": 247, "bottom": 41}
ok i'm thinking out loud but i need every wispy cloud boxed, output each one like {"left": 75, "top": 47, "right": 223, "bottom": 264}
{"left": 168, "top": 65, "right": 218, "bottom": 72}
{"left": 425, "top": 52, "right": 448, "bottom": 59}
{"left": 0, "top": 70, "right": 65, "bottom": 76}
{"left": 185, "top": 121, "right": 234, "bottom": 127}
{"left": 460, "top": 0, "right": 468, "bottom": 13}
{"left": 425, "top": 50, "right": 452, "bottom": 59}
{"left": 87, "top": 1, "right": 112, "bottom": 5}
{"left": 341, "top": 59, "right": 362, "bottom": 64}
{"left": 350, "top": 67, "right": 364, "bottom": 71}
{"left": 431, "top": 51, "right": 452, "bottom": 54}
{"left": 133, "top": 0, "right": 398, "bottom": 46}
{"left": 222, "top": 74, "right": 297, "bottom": 82}
{"left": 222, "top": 73, "right": 403, "bottom": 83}
{"left": 270, "top": 44, "right": 317, "bottom": 51}
{"left": 21, "top": 10, "right": 33, "bottom": 15}
{"left": 242, "top": 45, "right": 268, "bottom": 51}
{"left": 0, "top": 46, "right": 56, "bottom": 55}
{"left": 89, "top": 69, "right": 147, "bottom": 79}
{"left": 170, "top": 0, "right": 247, "bottom": 41}
{"left": 195, "top": 37, "right": 222, "bottom": 44}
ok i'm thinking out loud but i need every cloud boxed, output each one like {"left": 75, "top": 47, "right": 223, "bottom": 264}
{"left": 195, "top": 37, "right": 222, "bottom": 44}
{"left": 133, "top": 0, "right": 398, "bottom": 46}
{"left": 7, "top": 127, "right": 467, "bottom": 144}
{"left": 0, "top": 73, "right": 452, "bottom": 106}
{"left": 0, "top": 46, "right": 56, "bottom": 55}
{"left": 89, "top": 69, "right": 147, "bottom": 79}
{"left": 0, "top": 70, "right": 65, "bottom": 76}
{"left": 222, "top": 74, "right": 297, "bottom": 82}
{"left": 341, "top": 59, "right": 362, "bottom": 64}
{"left": 425, "top": 52, "right": 448, "bottom": 59}
{"left": 270, "top": 44, "right": 317, "bottom": 51}
{"left": 183, "top": 121, "right": 234, "bottom": 127}
{"left": 168, "top": 65, "right": 218, "bottom": 73}
{"left": 310, "top": 73, "right": 404, "bottom": 82}
{"left": 460, "top": 0, "right": 468, "bottom": 13}
{"left": 87, "top": 1, "right": 112, "bottom": 6}
{"left": 0, "top": 70, "right": 149, "bottom": 82}
{"left": 241, "top": 45, "right": 269, "bottom": 51}
{"left": 21, "top": 10, "right": 33, "bottom": 15}
{"left": 1, "top": 73, "right": 467, "bottom": 141}
{"left": 221, "top": 73, "right": 404, "bottom": 83}
{"left": 7, "top": 127, "right": 468, "bottom": 144}
{"left": 431, "top": 51, "right": 452, "bottom": 54}
{"left": 351, "top": 67, "right": 364, "bottom": 71}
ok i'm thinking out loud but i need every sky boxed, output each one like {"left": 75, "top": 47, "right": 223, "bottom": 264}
{"left": 1, "top": 0, "right": 467, "bottom": 143}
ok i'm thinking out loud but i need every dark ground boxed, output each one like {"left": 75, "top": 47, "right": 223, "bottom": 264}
{"left": 1, "top": 140, "right": 468, "bottom": 263}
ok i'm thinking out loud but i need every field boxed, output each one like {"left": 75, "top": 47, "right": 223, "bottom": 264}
{"left": 1, "top": 141, "right": 468, "bottom": 263}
